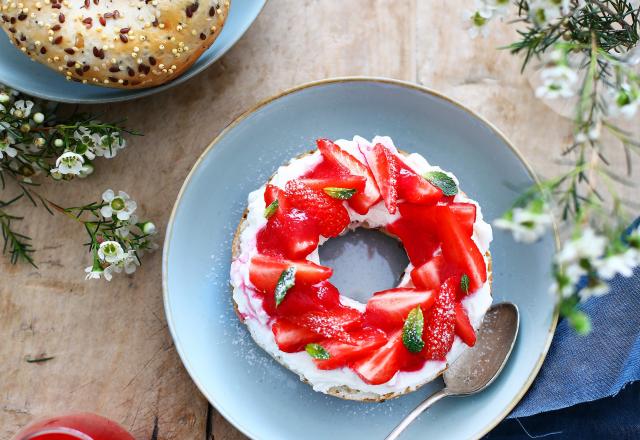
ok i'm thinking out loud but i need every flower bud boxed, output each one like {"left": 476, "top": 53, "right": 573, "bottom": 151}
{"left": 34, "top": 137, "right": 46, "bottom": 147}
{"left": 141, "top": 221, "right": 157, "bottom": 235}
{"left": 20, "top": 124, "right": 31, "bottom": 133}
{"left": 33, "top": 112, "right": 45, "bottom": 124}
{"left": 54, "top": 138, "right": 64, "bottom": 148}
{"left": 0, "top": 93, "right": 9, "bottom": 103}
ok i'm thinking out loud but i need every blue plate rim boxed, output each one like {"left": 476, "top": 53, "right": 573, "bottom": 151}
{"left": 0, "top": 0, "right": 267, "bottom": 104}
{"left": 162, "top": 76, "right": 560, "bottom": 440}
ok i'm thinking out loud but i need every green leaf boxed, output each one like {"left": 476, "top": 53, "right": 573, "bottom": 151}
{"left": 274, "top": 266, "right": 296, "bottom": 306}
{"left": 460, "top": 274, "right": 470, "bottom": 294}
{"left": 264, "top": 200, "right": 279, "bottom": 219}
{"left": 402, "top": 306, "right": 425, "bottom": 353}
{"left": 323, "top": 187, "right": 356, "bottom": 200}
{"left": 424, "top": 171, "right": 458, "bottom": 196}
{"left": 305, "top": 343, "right": 330, "bottom": 360}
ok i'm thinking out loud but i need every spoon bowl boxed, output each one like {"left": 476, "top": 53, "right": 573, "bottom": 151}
{"left": 444, "top": 302, "right": 520, "bottom": 395}
{"left": 385, "top": 302, "right": 520, "bottom": 440}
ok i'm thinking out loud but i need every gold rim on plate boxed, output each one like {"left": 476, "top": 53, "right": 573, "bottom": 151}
{"left": 162, "top": 76, "right": 560, "bottom": 440}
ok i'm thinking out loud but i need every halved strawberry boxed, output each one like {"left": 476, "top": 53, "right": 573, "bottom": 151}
{"left": 363, "top": 143, "right": 400, "bottom": 214}
{"left": 316, "top": 139, "right": 381, "bottom": 214}
{"left": 447, "top": 203, "right": 476, "bottom": 237}
{"left": 386, "top": 216, "right": 439, "bottom": 267}
{"left": 352, "top": 331, "right": 406, "bottom": 385}
{"left": 249, "top": 255, "right": 332, "bottom": 294}
{"left": 422, "top": 277, "right": 456, "bottom": 361}
{"left": 284, "top": 179, "right": 350, "bottom": 237}
{"left": 299, "top": 175, "right": 366, "bottom": 194}
{"left": 397, "top": 167, "right": 441, "bottom": 205}
{"left": 313, "top": 328, "right": 387, "bottom": 370}
{"left": 454, "top": 302, "right": 476, "bottom": 347}
{"left": 364, "top": 288, "right": 435, "bottom": 329}
{"left": 289, "top": 307, "right": 362, "bottom": 343}
{"left": 435, "top": 205, "right": 487, "bottom": 292}
{"left": 272, "top": 319, "right": 321, "bottom": 353}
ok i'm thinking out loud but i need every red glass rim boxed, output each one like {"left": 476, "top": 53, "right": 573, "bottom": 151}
{"left": 18, "top": 427, "right": 94, "bottom": 440}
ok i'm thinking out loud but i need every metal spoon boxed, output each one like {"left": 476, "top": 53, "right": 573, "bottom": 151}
{"left": 385, "top": 302, "right": 520, "bottom": 440}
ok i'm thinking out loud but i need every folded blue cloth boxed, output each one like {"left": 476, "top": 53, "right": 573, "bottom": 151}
{"left": 488, "top": 381, "right": 640, "bottom": 439}
{"left": 506, "top": 218, "right": 640, "bottom": 418}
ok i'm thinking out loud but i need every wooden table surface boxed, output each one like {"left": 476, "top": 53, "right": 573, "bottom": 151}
{"left": 3, "top": 1, "right": 629, "bottom": 439}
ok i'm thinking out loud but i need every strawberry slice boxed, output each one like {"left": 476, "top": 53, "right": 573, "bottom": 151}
{"left": 397, "top": 167, "right": 441, "bottom": 205}
{"left": 316, "top": 138, "right": 381, "bottom": 214}
{"left": 264, "top": 183, "right": 280, "bottom": 207}
{"left": 257, "top": 207, "right": 320, "bottom": 260}
{"left": 364, "top": 288, "right": 435, "bottom": 329}
{"left": 299, "top": 175, "right": 366, "bottom": 194}
{"left": 352, "top": 331, "right": 406, "bottom": 385}
{"left": 289, "top": 307, "right": 362, "bottom": 343}
{"left": 435, "top": 205, "right": 487, "bottom": 292}
{"left": 410, "top": 254, "right": 465, "bottom": 293}
{"left": 313, "top": 328, "right": 387, "bottom": 370}
{"left": 363, "top": 143, "right": 400, "bottom": 214}
{"left": 422, "top": 277, "right": 456, "bottom": 361}
{"left": 249, "top": 255, "right": 332, "bottom": 294}
{"left": 268, "top": 281, "right": 341, "bottom": 317}
{"left": 454, "top": 302, "right": 476, "bottom": 347}
{"left": 411, "top": 255, "right": 446, "bottom": 290}
{"left": 447, "top": 203, "right": 476, "bottom": 237}
{"left": 386, "top": 216, "right": 439, "bottom": 266}
{"left": 284, "top": 179, "right": 350, "bottom": 237}
{"left": 272, "top": 319, "right": 321, "bottom": 353}
{"left": 258, "top": 184, "right": 319, "bottom": 260}
{"left": 398, "top": 202, "right": 476, "bottom": 238}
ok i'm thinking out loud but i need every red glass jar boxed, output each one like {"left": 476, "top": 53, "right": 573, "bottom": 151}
{"left": 12, "top": 413, "right": 134, "bottom": 440}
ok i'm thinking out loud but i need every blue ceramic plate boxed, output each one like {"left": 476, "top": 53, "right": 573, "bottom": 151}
{"left": 0, "top": 0, "right": 265, "bottom": 103}
{"left": 163, "top": 78, "right": 558, "bottom": 440}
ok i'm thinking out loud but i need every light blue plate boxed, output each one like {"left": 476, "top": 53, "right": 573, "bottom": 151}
{"left": 163, "top": 78, "right": 558, "bottom": 440}
{"left": 0, "top": 0, "right": 265, "bottom": 103}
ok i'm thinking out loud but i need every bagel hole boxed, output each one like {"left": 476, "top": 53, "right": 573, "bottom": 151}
{"left": 318, "top": 229, "right": 409, "bottom": 304}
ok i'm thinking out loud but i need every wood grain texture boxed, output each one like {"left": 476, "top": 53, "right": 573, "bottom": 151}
{"left": 2, "top": 1, "right": 634, "bottom": 439}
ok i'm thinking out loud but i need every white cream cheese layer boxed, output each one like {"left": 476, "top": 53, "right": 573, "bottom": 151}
{"left": 230, "top": 136, "right": 493, "bottom": 398}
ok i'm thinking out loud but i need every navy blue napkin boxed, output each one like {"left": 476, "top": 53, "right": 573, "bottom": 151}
{"left": 507, "top": 266, "right": 640, "bottom": 419}
{"left": 505, "top": 219, "right": 640, "bottom": 418}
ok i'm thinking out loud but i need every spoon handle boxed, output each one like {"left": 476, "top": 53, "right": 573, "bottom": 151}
{"left": 384, "top": 388, "right": 449, "bottom": 440}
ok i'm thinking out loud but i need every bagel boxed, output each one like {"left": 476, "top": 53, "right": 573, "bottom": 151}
{"left": 230, "top": 136, "right": 493, "bottom": 401}
{"left": 1, "top": 0, "right": 229, "bottom": 88}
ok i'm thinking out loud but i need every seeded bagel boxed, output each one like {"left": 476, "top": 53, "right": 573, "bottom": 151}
{"left": 1, "top": 0, "right": 229, "bottom": 88}
{"left": 230, "top": 150, "right": 493, "bottom": 402}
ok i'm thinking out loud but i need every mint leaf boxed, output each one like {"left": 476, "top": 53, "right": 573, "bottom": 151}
{"left": 264, "top": 200, "right": 279, "bottom": 219}
{"left": 460, "top": 274, "right": 470, "bottom": 294}
{"left": 323, "top": 187, "right": 356, "bottom": 200}
{"left": 402, "top": 306, "right": 425, "bottom": 353}
{"left": 424, "top": 171, "right": 458, "bottom": 196}
{"left": 274, "top": 267, "right": 296, "bottom": 306}
{"left": 305, "top": 343, "right": 331, "bottom": 360}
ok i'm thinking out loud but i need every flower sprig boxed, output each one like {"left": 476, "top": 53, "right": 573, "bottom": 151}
{"left": 0, "top": 84, "right": 138, "bottom": 184}
{"left": 51, "top": 189, "right": 157, "bottom": 281}
{"left": 469, "top": 1, "right": 640, "bottom": 333}
{"left": 0, "top": 84, "right": 153, "bottom": 280}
